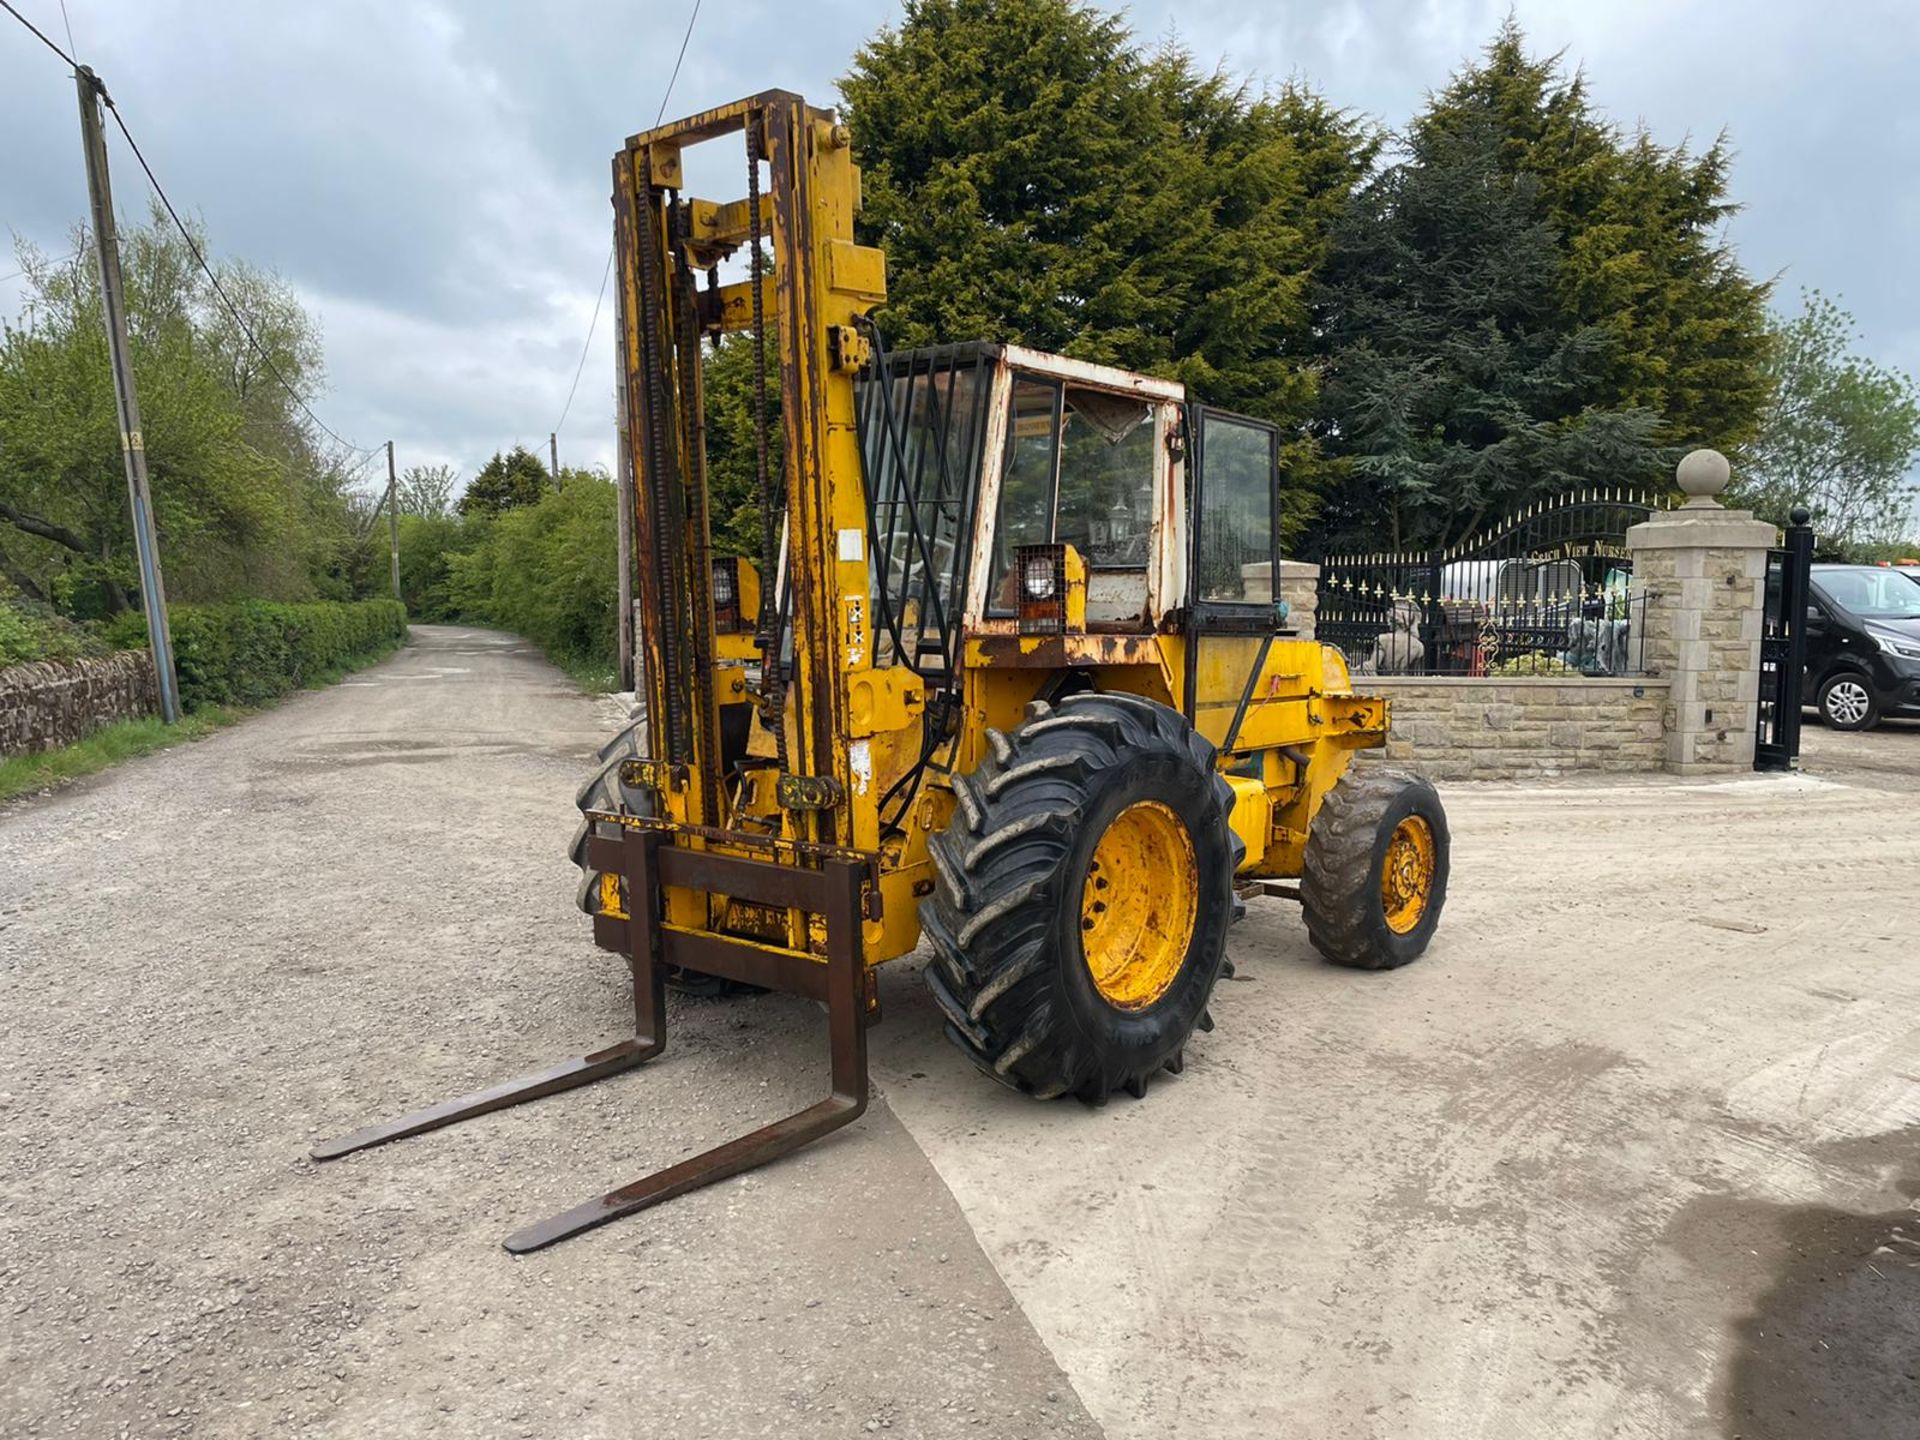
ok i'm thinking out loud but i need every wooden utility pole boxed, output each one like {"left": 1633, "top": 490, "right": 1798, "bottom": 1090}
{"left": 385, "top": 441, "right": 401, "bottom": 601}
{"left": 75, "top": 66, "right": 180, "bottom": 723}
{"left": 613, "top": 280, "right": 635, "bottom": 691}
{"left": 550, "top": 431, "right": 561, "bottom": 489}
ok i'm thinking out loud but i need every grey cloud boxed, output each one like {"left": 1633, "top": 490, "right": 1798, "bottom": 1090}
{"left": 5, "top": 0, "right": 1917, "bottom": 492}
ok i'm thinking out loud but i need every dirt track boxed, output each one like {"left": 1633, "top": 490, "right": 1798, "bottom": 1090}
{"left": 0, "top": 627, "right": 1094, "bottom": 1440}
{"left": 3, "top": 626, "right": 1917, "bottom": 1438}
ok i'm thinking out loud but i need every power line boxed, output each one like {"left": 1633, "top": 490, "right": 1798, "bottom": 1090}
{"left": 552, "top": 0, "right": 702, "bottom": 444}
{"left": 0, "top": 244, "right": 88, "bottom": 285}
{"left": 0, "top": 0, "right": 74, "bottom": 67}
{"left": 4, "top": 3, "right": 379, "bottom": 461}
{"left": 98, "top": 90, "right": 380, "bottom": 459}
{"left": 552, "top": 247, "right": 613, "bottom": 441}
{"left": 654, "top": 0, "right": 702, "bottom": 131}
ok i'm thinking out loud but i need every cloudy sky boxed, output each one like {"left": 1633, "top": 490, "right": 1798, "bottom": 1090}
{"left": 4, "top": 0, "right": 1917, "bottom": 499}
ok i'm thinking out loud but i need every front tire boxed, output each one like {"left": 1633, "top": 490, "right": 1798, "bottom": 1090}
{"left": 919, "top": 693, "right": 1240, "bottom": 1104}
{"left": 1301, "top": 766, "right": 1449, "bottom": 970}
{"left": 1817, "top": 672, "right": 1878, "bottom": 731}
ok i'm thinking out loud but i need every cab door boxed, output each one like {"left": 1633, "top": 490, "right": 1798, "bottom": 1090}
{"left": 1182, "top": 407, "right": 1284, "bottom": 734}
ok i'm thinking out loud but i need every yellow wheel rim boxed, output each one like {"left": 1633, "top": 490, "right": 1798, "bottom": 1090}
{"left": 1080, "top": 800, "right": 1198, "bottom": 1010}
{"left": 1381, "top": 815, "right": 1436, "bottom": 935}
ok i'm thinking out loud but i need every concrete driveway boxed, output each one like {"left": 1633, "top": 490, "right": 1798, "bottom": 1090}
{"left": 1800, "top": 711, "right": 1920, "bottom": 793}
{"left": 3, "top": 625, "right": 1916, "bottom": 1439}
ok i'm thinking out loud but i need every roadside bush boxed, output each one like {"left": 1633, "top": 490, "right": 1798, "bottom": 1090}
{"left": 445, "top": 477, "right": 617, "bottom": 678}
{"left": 107, "top": 598, "right": 407, "bottom": 710}
{"left": 0, "top": 590, "right": 113, "bottom": 667}
{"left": 397, "top": 513, "right": 487, "bottom": 622}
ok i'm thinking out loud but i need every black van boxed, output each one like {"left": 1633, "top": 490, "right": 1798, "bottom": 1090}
{"left": 1803, "top": 564, "right": 1920, "bottom": 730}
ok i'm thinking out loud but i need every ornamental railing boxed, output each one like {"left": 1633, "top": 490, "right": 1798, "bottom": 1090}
{"left": 1316, "top": 488, "right": 1661, "bottom": 678}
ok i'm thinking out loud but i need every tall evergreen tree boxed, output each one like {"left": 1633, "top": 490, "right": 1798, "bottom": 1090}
{"left": 1314, "top": 21, "right": 1772, "bottom": 551}
{"left": 458, "top": 445, "right": 551, "bottom": 517}
{"left": 1415, "top": 22, "right": 1772, "bottom": 451}
{"left": 1316, "top": 117, "right": 1665, "bottom": 550}
{"left": 839, "top": 0, "right": 1374, "bottom": 537}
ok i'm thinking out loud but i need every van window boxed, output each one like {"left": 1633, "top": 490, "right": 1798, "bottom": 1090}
{"left": 1815, "top": 569, "right": 1920, "bottom": 619}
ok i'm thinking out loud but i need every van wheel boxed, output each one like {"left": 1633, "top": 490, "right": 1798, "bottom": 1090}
{"left": 1817, "top": 673, "right": 1878, "bottom": 731}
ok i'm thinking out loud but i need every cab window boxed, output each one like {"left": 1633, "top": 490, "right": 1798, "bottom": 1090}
{"left": 1056, "top": 389, "right": 1154, "bottom": 568}
{"left": 1194, "top": 414, "right": 1276, "bottom": 604}
{"left": 987, "top": 380, "right": 1158, "bottom": 621}
{"left": 985, "top": 377, "right": 1059, "bottom": 613}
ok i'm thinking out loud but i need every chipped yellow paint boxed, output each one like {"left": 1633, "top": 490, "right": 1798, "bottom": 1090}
{"left": 1080, "top": 800, "right": 1198, "bottom": 1010}
{"left": 1381, "top": 815, "right": 1436, "bottom": 934}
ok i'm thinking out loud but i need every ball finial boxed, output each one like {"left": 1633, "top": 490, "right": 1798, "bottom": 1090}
{"left": 1675, "top": 448, "right": 1731, "bottom": 508}
{"left": 1790, "top": 504, "right": 1811, "bottom": 527}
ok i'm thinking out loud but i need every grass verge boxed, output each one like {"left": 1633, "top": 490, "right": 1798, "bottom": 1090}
{"left": 0, "top": 709, "right": 242, "bottom": 803}
{"left": 558, "top": 653, "right": 619, "bottom": 694}
{"left": 0, "top": 636, "right": 406, "bottom": 805}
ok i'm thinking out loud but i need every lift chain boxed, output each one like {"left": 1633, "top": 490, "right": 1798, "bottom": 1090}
{"left": 633, "top": 153, "right": 691, "bottom": 761}
{"left": 746, "top": 112, "right": 788, "bottom": 768}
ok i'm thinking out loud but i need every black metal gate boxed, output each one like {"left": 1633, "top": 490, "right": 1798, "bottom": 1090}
{"left": 1755, "top": 507, "right": 1814, "bottom": 771}
{"left": 1317, "top": 488, "right": 1655, "bottom": 677}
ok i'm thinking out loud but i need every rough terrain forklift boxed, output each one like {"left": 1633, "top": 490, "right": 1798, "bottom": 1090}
{"left": 314, "top": 91, "right": 1450, "bottom": 1251}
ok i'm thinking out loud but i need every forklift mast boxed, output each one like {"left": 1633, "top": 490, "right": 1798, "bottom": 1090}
{"left": 615, "top": 91, "right": 889, "bottom": 850}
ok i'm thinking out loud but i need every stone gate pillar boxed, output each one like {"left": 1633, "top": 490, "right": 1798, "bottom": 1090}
{"left": 1240, "top": 561, "right": 1321, "bottom": 640}
{"left": 1626, "top": 449, "right": 1778, "bottom": 774}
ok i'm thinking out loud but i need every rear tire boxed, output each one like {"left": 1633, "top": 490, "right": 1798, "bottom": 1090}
{"left": 1817, "top": 672, "right": 1878, "bottom": 731}
{"left": 1301, "top": 766, "right": 1449, "bottom": 970}
{"left": 919, "top": 693, "right": 1240, "bottom": 1103}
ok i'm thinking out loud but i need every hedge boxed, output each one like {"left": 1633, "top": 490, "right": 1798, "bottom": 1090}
{"left": 107, "top": 598, "right": 408, "bottom": 712}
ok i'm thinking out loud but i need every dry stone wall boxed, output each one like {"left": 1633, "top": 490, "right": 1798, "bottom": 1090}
{"left": 0, "top": 651, "right": 159, "bottom": 757}
{"left": 1366, "top": 676, "right": 1670, "bottom": 781}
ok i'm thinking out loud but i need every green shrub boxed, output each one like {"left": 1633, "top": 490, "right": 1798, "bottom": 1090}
{"left": 397, "top": 513, "right": 488, "bottom": 622}
{"left": 0, "top": 604, "right": 38, "bottom": 667}
{"left": 107, "top": 598, "right": 407, "bottom": 711}
{"left": 446, "top": 477, "right": 618, "bottom": 678}
{"left": 0, "top": 592, "right": 113, "bottom": 667}
{"left": 1489, "top": 652, "right": 1578, "bottom": 677}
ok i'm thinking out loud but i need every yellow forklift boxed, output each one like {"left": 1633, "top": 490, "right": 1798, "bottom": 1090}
{"left": 314, "top": 91, "right": 1450, "bottom": 1250}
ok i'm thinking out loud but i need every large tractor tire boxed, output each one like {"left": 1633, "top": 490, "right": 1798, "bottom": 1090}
{"left": 570, "top": 716, "right": 756, "bottom": 998}
{"left": 1300, "top": 766, "right": 1449, "bottom": 971}
{"left": 920, "top": 692, "right": 1240, "bottom": 1104}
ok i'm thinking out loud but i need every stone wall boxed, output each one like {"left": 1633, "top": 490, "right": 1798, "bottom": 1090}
{"left": 1240, "top": 560, "right": 1319, "bottom": 641}
{"left": 1279, "top": 564, "right": 1319, "bottom": 642}
{"left": 0, "top": 651, "right": 159, "bottom": 757}
{"left": 1366, "top": 675, "right": 1671, "bottom": 781}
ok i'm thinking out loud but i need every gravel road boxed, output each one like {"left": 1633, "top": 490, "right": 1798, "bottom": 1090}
{"left": 0, "top": 626, "right": 1098, "bottom": 1439}
{"left": 5, "top": 625, "right": 1917, "bottom": 1440}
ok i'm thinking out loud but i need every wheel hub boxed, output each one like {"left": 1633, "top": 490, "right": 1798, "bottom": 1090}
{"left": 1827, "top": 680, "right": 1869, "bottom": 725}
{"left": 1080, "top": 800, "right": 1198, "bottom": 1010}
{"left": 1381, "top": 815, "right": 1436, "bottom": 935}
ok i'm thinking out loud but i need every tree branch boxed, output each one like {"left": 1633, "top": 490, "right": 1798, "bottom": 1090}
{"left": 0, "top": 537, "right": 48, "bottom": 603}
{"left": 0, "top": 499, "right": 90, "bottom": 554}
